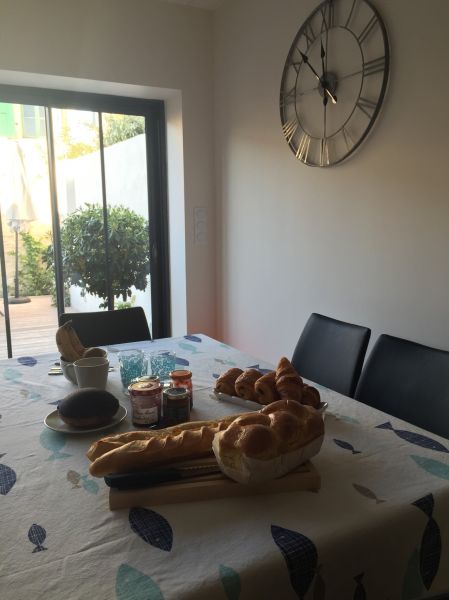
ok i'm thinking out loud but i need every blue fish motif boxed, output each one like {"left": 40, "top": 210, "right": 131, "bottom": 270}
{"left": 80, "top": 474, "right": 99, "bottom": 495}
{"left": 48, "top": 399, "right": 61, "bottom": 406}
{"left": 28, "top": 524, "right": 47, "bottom": 553}
{"left": 219, "top": 564, "right": 241, "bottom": 600}
{"left": 333, "top": 439, "right": 361, "bottom": 454}
{"left": 129, "top": 507, "right": 173, "bottom": 552}
{"left": 333, "top": 413, "right": 360, "bottom": 425}
{"left": 175, "top": 356, "right": 190, "bottom": 367}
{"left": 402, "top": 547, "right": 424, "bottom": 600}
{"left": 411, "top": 455, "right": 449, "bottom": 481}
{"left": 39, "top": 429, "right": 71, "bottom": 460}
{"left": 116, "top": 564, "right": 164, "bottom": 600}
{"left": 376, "top": 422, "right": 448, "bottom": 453}
{"left": 3, "top": 367, "right": 22, "bottom": 383}
{"left": 30, "top": 391, "right": 41, "bottom": 401}
{"left": 313, "top": 564, "right": 326, "bottom": 600}
{"left": 0, "top": 463, "right": 17, "bottom": 495}
{"left": 178, "top": 342, "right": 201, "bottom": 354}
{"left": 247, "top": 364, "right": 271, "bottom": 375}
{"left": 353, "top": 573, "right": 365, "bottom": 600}
{"left": 17, "top": 356, "right": 37, "bottom": 367}
{"left": 271, "top": 524, "right": 318, "bottom": 599}
{"left": 212, "top": 373, "right": 220, "bottom": 379}
{"left": 184, "top": 334, "right": 202, "bottom": 343}
{"left": 412, "top": 494, "right": 441, "bottom": 590}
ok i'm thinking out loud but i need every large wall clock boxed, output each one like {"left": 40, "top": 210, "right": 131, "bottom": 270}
{"left": 280, "top": 0, "right": 390, "bottom": 167}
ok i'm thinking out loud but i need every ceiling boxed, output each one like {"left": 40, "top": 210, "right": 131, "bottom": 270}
{"left": 159, "top": 0, "right": 224, "bottom": 9}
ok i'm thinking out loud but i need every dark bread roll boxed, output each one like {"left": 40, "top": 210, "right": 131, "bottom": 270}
{"left": 58, "top": 388, "right": 119, "bottom": 428}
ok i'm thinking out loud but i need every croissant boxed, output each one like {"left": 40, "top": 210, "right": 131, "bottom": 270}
{"left": 215, "top": 368, "right": 244, "bottom": 396}
{"left": 276, "top": 374, "right": 303, "bottom": 402}
{"left": 301, "top": 384, "right": 321, "bottom": 409}
{"left": 275, "top": 356, "right": 299, "bottom": 380}
{"left": 234, "top": 368, "right": 262, "bottom": 401}
{"left": 254, "top": 371, "right": 280, "bottom": 405}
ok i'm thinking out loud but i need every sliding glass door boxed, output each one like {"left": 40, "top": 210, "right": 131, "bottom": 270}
{"left": 0, "top": 86, "right": 169, "bottom": 358}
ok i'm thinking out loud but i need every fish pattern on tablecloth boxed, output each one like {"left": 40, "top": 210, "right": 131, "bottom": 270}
{"left": 116, "top": 564, "right": 164, "bottom": 600}
{"left": 353, "top": 573, "right": 366, "bottom": 600}
{"left": 271, "top": 524, "right": 318, "bottom": 599}
{"left": 39, "top": 429, "right": 71, "bottom": 460}
{"left": 376, "top": 422, "right": 448, "bottom": 453}
{"left": 412, "top": 494, "right": 441, "bottom": 590}
{"left": 178, "top": 342, "right": 202, "bottom": 354}
{"left": 175, "top": 357, "right": 190, "bottom": 367}
{"left": 184, "top": 335, "right": 202, "bottom": 343}
{"left": 333, "top": 439, "right": 361, "bottom": 454}
{"left": 313, "top": 564, "right": 326, "bottom": 600}
{"left": 219, "top": 564, "right": 241, "bottom": 600}
{"left": 353, "top": 483, "right": 385, "bottom": 504}
{"left": 332, "top": 413, "right": 360, "bottom": 425}
{"left": 3, "top": 367, "right": 22, "bottom": 383}
{"left": 17, "top": 356, "right": 37, "bottom": 367}
{"left": 401, "top": 547, "right": 424, "bottom": 600}
{"left": 28, "top": 524, "right": 47, "bottom": 552}
{"left": 0, "top": 463, "right": 17, "bottom": 495}
{"left": 410, "top": 455, "right": 449, "bottom": 481}
{"left": 67, "top": 470, "right": 82, "bottom": 488}
{"left": 129, "top": 507, "right": 173, "bottom": 552}
{"left": 247, "top": 364, "right": 272, "bottom": 375}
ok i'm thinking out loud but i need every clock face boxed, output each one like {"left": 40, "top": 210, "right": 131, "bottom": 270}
{"left": 280, "top": 0, "right": 390, "bottom": 167}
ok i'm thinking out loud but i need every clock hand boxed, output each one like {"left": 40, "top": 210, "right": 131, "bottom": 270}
{"left": 320, "top": 40, "right": 328, "bottom": 106}
{"left": 299, "top": 50, "right": 337, "bottom": 104}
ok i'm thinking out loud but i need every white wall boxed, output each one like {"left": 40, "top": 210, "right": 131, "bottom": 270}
{"left": 0, "top": 0, "right": 216, "bottom": 338}
{"left": 214, "top": 0, "right": 449, "bottom": 364}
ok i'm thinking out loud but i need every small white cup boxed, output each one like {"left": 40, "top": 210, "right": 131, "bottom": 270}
{"left": 73, "top": 356, "right": 109, "bottom": 390}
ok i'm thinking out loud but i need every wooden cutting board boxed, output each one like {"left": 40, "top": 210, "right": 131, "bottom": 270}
{"left": 109, "top": 460, "right": 320, "bottom": 510}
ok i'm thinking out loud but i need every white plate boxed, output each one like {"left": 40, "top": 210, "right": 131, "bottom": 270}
{"left": 44, "top": 405, "right": 127, "bottom": 434}
{"left": 213, "top": 391, "right": 328, "bottom": 415}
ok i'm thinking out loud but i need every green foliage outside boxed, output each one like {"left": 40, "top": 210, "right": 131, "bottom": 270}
{"left": 18, "top": 231, "right": 54, "bottom": 296}
{"left": 58, "top": 114, "right": 145, "bottom": 160}
{"left": 103, "top": 115, "right": 145, "bottom": 147}
{"left": 46, "top": 204, "right": 150, "bottom": 309}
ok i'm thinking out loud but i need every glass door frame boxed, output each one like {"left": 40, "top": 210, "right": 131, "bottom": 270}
{"left": 0, "top": 84, "right": 170, "bottom": 353}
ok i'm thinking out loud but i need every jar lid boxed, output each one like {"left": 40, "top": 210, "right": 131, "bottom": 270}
{"left": 131, "top": 375, "right": 160, "bottom": 384}
{"left": 169, "top": 369, "right": 192, "bottom": 379}
{"left": 128, "top": 380, "right": 162, "bottom": 395}
{"left": 164, "top": 386, "right": 188, "bottom": 399}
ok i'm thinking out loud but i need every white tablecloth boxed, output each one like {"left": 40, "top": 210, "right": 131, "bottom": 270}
{"left": 1, "top": 334, "right": 449, "bottom": 600}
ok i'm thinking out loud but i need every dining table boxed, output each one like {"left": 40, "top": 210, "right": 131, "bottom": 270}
{"left": 1, "top": 333, "right": 449, "bottom": 600}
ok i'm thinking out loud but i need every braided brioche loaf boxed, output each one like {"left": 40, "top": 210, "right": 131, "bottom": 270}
{"left": 213, "top": 399, "right": 324, "bottom": 483}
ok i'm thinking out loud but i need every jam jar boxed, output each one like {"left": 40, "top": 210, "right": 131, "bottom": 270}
{"left": 162, "top": 387, "right": 190, "bottom": 426}
{"left": 128, "top": 379, "right": 162, "bottom": 427}
{"left": 169, "top": 369, "right": 193, "bottom": 408}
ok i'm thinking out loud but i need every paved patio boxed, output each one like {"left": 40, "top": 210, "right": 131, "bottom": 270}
{"left": 0, "top": 295, "right": 59, "bottom": 359}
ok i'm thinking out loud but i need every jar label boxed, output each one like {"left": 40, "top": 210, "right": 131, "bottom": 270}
{"left": 133, "top": 405, "right": 159, "bottom": 425}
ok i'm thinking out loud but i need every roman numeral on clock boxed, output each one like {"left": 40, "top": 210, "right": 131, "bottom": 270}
{"left": 280, "top": 87, "right": 296, "bottom": 107}
{"left": 363, "top": 56, "right": 385, "bottom": 77}
{"left": 296, "top": 133, "right": 311, "bottom": 162}
{"left": 282, "top": 119, "right": 298, "bottom": 143}
{"left": 358, "top": 14, "right": 378, "bottom": 44}
{"left": 356, "top": 97, "right": 377, "bottom": 118}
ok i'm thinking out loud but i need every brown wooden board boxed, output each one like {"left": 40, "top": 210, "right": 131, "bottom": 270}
{"left": 109, "top": 461, "right": 320, "bottom": 510}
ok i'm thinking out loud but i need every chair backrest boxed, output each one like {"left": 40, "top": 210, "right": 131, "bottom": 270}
{"left": 355, "top": 334, "right": 449, "bottom": 439}
{"left": 58, "top": 307, "right": 151, "bottom": 347}
{"left": 291, "top": 313, "right": 371, "bottom": 397}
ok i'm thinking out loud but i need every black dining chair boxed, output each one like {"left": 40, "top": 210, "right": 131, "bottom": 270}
{"left": 355, "top": 334, "right": 449, "bottom": 439}
{"left": 291, "top": 313, "right": 371, "bottom": 397}
{"left": 58, "top": 307, "right": 151, "bottom": 347}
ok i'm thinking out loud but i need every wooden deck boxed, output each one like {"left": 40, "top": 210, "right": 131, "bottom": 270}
{"left": 0, "top": 295, "right": 59, "bottom": 359}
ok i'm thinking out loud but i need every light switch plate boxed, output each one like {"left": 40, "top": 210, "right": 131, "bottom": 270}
{"left": 194, "top": 207, "right": 208, "bottom": 245}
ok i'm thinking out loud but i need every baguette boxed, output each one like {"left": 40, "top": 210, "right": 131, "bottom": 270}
{"left": 87, "top": 413, "right": 247, "bottom": 476}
